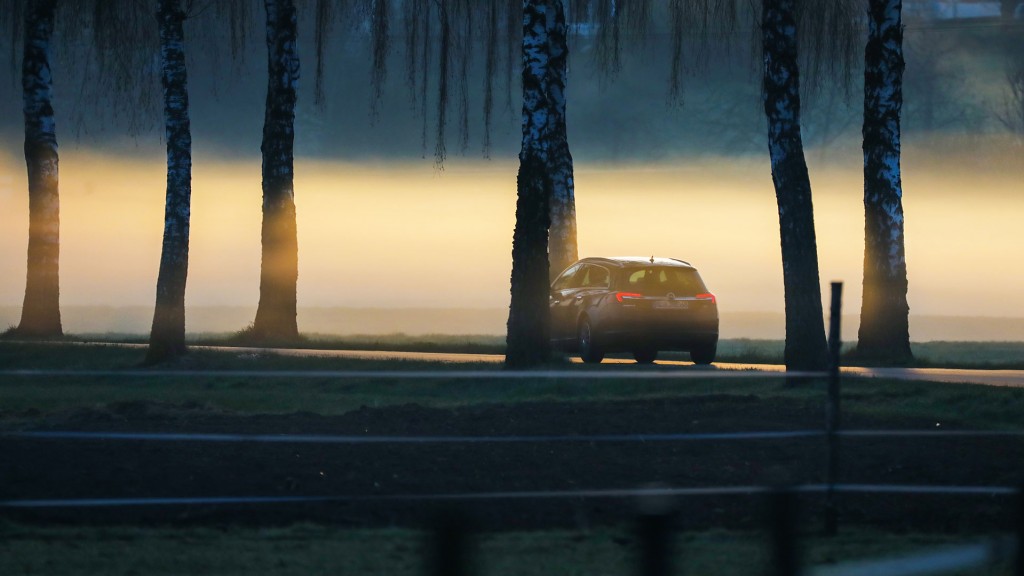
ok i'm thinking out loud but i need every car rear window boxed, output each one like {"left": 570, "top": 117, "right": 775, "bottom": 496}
{"left": 624, "top": 267, "right": 706, "bottom": 296}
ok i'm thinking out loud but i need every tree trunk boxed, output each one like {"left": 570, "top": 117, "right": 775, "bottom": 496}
{"left": 858, "top": 0, "right": 912, "bottom": 364}
{"left": 16, "top": 0, "right": 62, "bottom": 338}
{"left": 762, "top": 0, "right": 829, "bottom": 371}
{"left": 252, "top": 0, "right": 300, "bottom": 341}
{"left": 547, "top": 0, "right": 577, "bottom": 281}
{"left": 506, "top": 0, "right": 554, "bottom": 369}
{"left": 146, "top": 0, "right": 192, "bottom": 364}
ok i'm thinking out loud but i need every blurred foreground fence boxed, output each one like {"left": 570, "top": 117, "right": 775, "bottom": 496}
{"left": 3, "top": 283, "right": 1024, "bottom": 575}
{"left": 417, "top": 487, "right": 1023, "bottom": 576}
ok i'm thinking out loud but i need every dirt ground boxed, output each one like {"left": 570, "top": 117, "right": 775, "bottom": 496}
{"left": 2, "top": 395, "right": 1022, "bottom": 532}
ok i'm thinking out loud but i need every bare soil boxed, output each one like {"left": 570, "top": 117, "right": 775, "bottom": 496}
{"left": 2, "top": 396, "right": 1022, "bottom": 532}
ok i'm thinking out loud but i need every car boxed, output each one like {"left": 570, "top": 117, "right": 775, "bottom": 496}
{"left": 549, "top": 256, "right": 719, "bottom": 364}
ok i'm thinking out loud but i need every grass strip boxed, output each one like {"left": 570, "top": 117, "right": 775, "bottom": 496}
{"left": 2, "top": 342, "right": 1023, "bottom": 430}
{"left": 0, "top": 523, "right": 1013, "bottom": 576}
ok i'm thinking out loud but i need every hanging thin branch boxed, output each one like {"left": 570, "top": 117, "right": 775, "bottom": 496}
{"left": 313, "top": 0, "right": 333, "bottom": 107}
{"left": 482, "top": 0, "right": 498, "bottom": 157}
{"left": 433, "top": 0, "right": 450, "bottom": 167}
{"left": 369, "top": 0, "right": 390, "bottom": 119}
{"left": 593, "top": 0, "right": 622, "bottom": 76}
{"left": 668, "top": 0, "right": 687, "bottom": 105}
{"left": 503, "top": 0, "right": 518, "bottom": 113}
{"left": 456, "top": 0, "right": 471, "bottom": 153}
{"left": 404, "top": 0, "right": 425, "bottom": 110}
{"left": 1, "top": 0, "right": 24, "bottom": 86}
{"left": 797, "top": 0, "right": 860, "bottom": 95}
{"left": 420, "top": 2, "right": 431, "bottom": 156}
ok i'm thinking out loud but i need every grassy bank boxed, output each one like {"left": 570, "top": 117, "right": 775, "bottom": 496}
{"left": 9, "top": 332, "right": 1024, "bottom": 369}
{"left": 1, "top": 342, "right": 1023, "bottom": 429}
{"left": 0, "top": 523, "right": 1012, "bottom": 576}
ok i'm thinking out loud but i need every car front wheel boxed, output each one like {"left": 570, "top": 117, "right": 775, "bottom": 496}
{"left": 578, "top": 319, "right": 604, "bottom": 364}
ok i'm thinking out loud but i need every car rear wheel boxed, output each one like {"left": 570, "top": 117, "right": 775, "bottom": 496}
{"left": 633, "top": 349, "right": 658, "bottom": 364}
{"left": 690, "top": 341, "right": 717, "bottom": 365}
{"left": 578, "top": 319, "right": 604, "bottom": 364}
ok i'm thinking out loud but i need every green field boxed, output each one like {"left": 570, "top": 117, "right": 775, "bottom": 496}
{"left": 0, "top": 523, "right": 1015, "bottom": 576}
{"left": 2, "top": 341, "right": 1024, "bottom": 427}
{"left": 12, "top": 332, "right": 1024, "bottom": 369}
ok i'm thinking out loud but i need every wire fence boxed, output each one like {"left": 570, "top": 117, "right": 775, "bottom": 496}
{"left": 3, "top": 282, "right": 1024, "bottom": 576}
{"left": 5, "top": 428, "right": 1024, "bottom": 445}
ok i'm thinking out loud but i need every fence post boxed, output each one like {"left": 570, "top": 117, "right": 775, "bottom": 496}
{"left": 1016, "top": 484, "right": 1023, "bottom": 576}
{"left": 824, "top": 281, "right": 843, "bottom": 536}
{"left": 768, "top": 488, "right": 801, "bottom": 576}
{"left": 428, "top": 509, "right": 472, "bottom": 576}
{"left": 636, "top": 491, "right": 675, "bottom": 576}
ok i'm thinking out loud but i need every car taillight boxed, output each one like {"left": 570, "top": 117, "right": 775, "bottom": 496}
{"left": 616, "top": 292, "right": 644, "bottom": 302}
{"left": 696, "top": 293, "right": 717, "bottom": 304}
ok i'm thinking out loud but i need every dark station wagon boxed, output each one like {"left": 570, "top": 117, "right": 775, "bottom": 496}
{"left": 550, "top": 257, "right": 719, "bottom": 364}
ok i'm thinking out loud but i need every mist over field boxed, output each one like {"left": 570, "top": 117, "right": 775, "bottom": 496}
{"left": 1, "top": 15, "right": 1021, "bottom": 340}
{"left": 2, "top": 305, "right": 1022, "bottom": 343}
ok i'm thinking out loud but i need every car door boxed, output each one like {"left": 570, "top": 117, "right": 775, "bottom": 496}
{"left": 569, "top": 264, "right": 610, "bottom": 326}
{"left": 550, "top": 263, "right": 584, "bottom": 343}
{"left": 556, "top": 264, "right": 611, "bottom": 341}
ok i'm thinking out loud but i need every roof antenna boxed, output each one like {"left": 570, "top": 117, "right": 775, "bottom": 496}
{"left": 650, "top": 255, "right": 655, "bottom": 264}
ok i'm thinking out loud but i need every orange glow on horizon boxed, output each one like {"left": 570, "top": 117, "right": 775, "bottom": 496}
{"left": 1, "top": 141, "right": 1022, "bottom": 334}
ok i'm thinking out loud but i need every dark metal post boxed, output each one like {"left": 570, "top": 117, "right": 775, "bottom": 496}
{"left": 824, "top": 281, "right": 843, "bottom": 536}
{"left": 636, "top": 491, "right": 675, "bottom": 576}
{"left": 429, "top": 509, "right": 471, "bottom": 576}
{"left": 1015, "top": 485, "right": 1023, "bottom": 576}
{"left": 768, "top": 489, "right": 800, "bottom": 576}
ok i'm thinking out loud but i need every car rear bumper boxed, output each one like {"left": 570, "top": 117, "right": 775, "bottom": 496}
{"left": 594, "top": 307, "right": 718, "bottom": 352}
{"left": 596, "top": 327, "right": 718, "bottom": 352}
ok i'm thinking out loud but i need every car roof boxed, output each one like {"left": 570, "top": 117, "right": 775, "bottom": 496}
{"left": 577, "top": 256, "right": 694, "bottom": 269}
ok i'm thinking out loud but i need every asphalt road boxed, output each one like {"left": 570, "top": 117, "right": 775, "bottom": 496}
{"left": 194, "top": 345, "right": 1024, "bottom": 388}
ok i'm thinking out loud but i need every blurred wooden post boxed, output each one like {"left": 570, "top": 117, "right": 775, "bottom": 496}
{"left": 636, "top": 490, "right": 675, "bottom": 576}
{"left": 824, "top": 281, "right": 843, "bottom": 536}
{"left": 429, "top": 509, "right": 471, "bottom": 576}
{"left": 1016, "top": 485, "right": 1023, "bottom": 576}
{"left": 768, "top": 489, "right": 800, "bottom": 576}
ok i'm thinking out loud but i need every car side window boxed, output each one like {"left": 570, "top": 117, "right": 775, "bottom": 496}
{"left": 553, "top": 264, "right": 581, "bottom": 290}
{"left": 577, "top": 266, "right": 593, "bottom": 288}
{"left": 567, "top": 265, "right": 589, "bottom": 289}
{"left": 585, "top": 266, "right": 609, "bottom": 288}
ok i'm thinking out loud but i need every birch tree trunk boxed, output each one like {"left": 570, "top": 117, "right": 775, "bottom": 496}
{"left": 547, "top": 1, "right": 577, "bottom": 280}
{"left": 762, "top": 0, "right": 829, "bottom": 371}
{"left": 506, "top": 0, "right": 554, "bottom": 368}
{"left": 16, "top": 0, "right": 62, "bottom": 338}
{"left": 252, "top": 0, "right": 300, "bottom": 340}
{"left": 858, "top": 0, "right": 912, "bottom": 363}
{"left": 146, "top": 0, "right": 192, "bottom": 364}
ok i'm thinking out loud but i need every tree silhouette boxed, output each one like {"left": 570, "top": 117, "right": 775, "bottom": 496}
{"left": 10, "top": 0, "right": 63, "bottom": 338}
{"left": 250, "top": 0, "right": 301, "bottom": 341}
{"left": 146, "top": 0, "right": 194, "bottom": 364}
{"left": 506, "top": 0, "right": 567, "bottom": 368}
{"left": 546, "top": 0, "right": 577, "bottom": 279}
{"left": 761, "top": 0, "right": 829, "bottom": 371}
{"left": 858, "top": 0, "right": 912, "bottom": 364}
